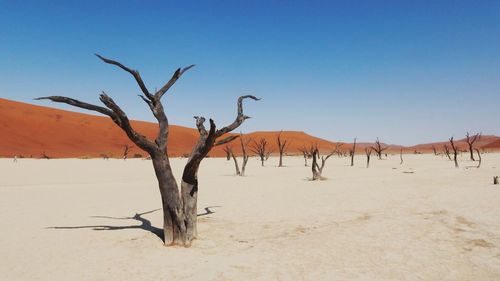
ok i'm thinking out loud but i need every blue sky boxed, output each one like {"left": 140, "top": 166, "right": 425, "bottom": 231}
{"left": 1, "top": 0, "right": 499, "bottom": 145}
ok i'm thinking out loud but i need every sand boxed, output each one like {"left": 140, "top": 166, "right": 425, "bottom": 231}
{"left": 1, "top": 154, "right": 500, "bottom": 280}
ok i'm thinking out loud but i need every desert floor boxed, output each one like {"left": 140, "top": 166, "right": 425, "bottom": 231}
{"left": 1, "top": 154, "right": 500, "bottom": 280}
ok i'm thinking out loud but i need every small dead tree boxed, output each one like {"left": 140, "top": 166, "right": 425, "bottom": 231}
{"left": 223, "top": 146, "right": 231, "bottom": 161}
{"left": 276, "top": 131, "right": 290, "bottom": 167}
{"left": 465, "top": 132, "right": 481, "bottom": 161}
{"left": 239, "top": 133, "right": 251, "bottom": 176}
{"left": 449, "top": 137, "right": 459, "bottom": 168}
{"left": 365, "top": 147, "right": 372, "bottom": 168}
{"left": 432, "top": 145, "right": 437, "bottom": 155}
{"left": 372, "top": 138, "right": 388, "bottom": 160}
{"left": 41, "top": 151, "right": 50, "bottom": 159}
{"left": 494, "top": 176, "right": 499, "bottom": 185}
{"left": 223, "top": 145, "right": 240, "bottom": 175}
{"left": 123, "top": 144, "right": 133, "bottom": 160}
{"left": 298, "top": 146, "right": 311, "bottom": 167}
{"left": 475, "top": 149, "right": 481, "bottom": 168}
{"left": 37, "top": 54, "right": 259, "bottom": 247}
{"left": 251, "top": 138, "right": 271, "bottom": 166}
{"left": 311, "top": 145, "right": 335, "bottom": 180}
{"left": 400, "top": 148, "right": 403, "bottom": 165}
{"left": 443, "top": 144, "right": 452, "bottom": 160}
{"left": 349, "top": 138, "right": 356, "bottom": 167}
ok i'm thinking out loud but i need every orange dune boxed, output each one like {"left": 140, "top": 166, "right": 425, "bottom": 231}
{"left": 1, "top": 98, "right": 498, "bottom": 158}
{"left": 0, "top": 98, "right": 341, "bottom": 158}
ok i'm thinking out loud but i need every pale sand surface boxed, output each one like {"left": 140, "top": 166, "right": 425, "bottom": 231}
{"left": 1, "top": 154, "right": 500, "bottom": 280}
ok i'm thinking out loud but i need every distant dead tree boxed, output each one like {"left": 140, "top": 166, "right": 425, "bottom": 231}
{"left": 276, "top": 131, "right": 290, "bottom": 167}
{"left": 223, "top": 145, "right": 240, "bottom": 175}
{"left": 251, "top": 138, "right": 271, "bottom": 166}
{"left": 475, "top": 149, "right": 481, "bottom": 168}
{"left": 432, "top": 145, "right": 437, "bottom": 155}
{"left": 443, "top": 144, "right": 452, "bottom": 160}
{"left": 349, "top": 138, "right": 356, "bottom": 167}
{"left": 123, "top": 144, "right": 133, "bottom": 160}
{"left": 37, "top": 54, "right": 259, "bottom": 247}
{"left": 223, "top": 146, "right": 231, "bottom": 160}
{"left": 494, "top": 176, "right": 499, "bottom": 185}
{"left": 365, "top": 147, "right": 372, "bottom": 168}
{"left": 311, "top": 145, "right": 335, "bottom": 180}
{"left": 238, "top": 133, "right": 251, "bottom": 176}
{"left": 449, "top": 137, "right": 459, "bottom": 168}
{"left": 400, "top": 148, "right": 403, "bottom": 165}
{"left": 41, "top": 151, "right": 50, "bottom": 159}
{"left": 465, "top": 132, "right": 481, "bottom": 161}
{"left": 298, "top": 145, "right": 311, "bottom": 167}
{"left": 372, "top": 138, "right": 388, "bottom": 160}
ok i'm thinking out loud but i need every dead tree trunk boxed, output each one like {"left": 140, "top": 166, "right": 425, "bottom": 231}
{"left": 475, "top": 149, "right": 481, "bottom": 168}
{"left": 223, "top": 146, "right": 240, "bottom": 175}
{"left": 251, "top": 138, "right": 271, "bottom": 166}
{"left": 350, "top": 138, "right": 356, "bottom": 167}
{"left": 239, "top": 133, "right": 251, "bottom": 176}
{"left": 494, "top": 176, "right": 499, "bottom": 185}
{"left": 277, "top": 131, "right": 289, "bottom": 167}
{"left": 311, "top": 145, "right": 334, "bottom": 180}
{"left": 37, "top": 54, "right": 259, "bottom": 247}
{"left": 465, "top": 132, "right": 481, "bottom": 161}
{"left": 298, "top": 146, "right": 311, "bottom": 167}
{"left": 123, "top": 144, "right": 133, "bottom": 160}
{"left": 449, "top": 137, "right": 459, "bottom": 168}
{"left": 365, "top": 147, "right": 372, "bottom": 168}
{"left": 372, "top": 138, "right": 387, "bottom": 160}
{"left": 432, "top": 146, "right": 437, "bottom": 155}
{"left": 400, "top": 148, "right": 403, "bottom": 165}
{"left": 443, "top": 144, "right": 452, "bottom": 160}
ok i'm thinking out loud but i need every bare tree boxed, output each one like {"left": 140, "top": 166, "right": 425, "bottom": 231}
{"left": 298, "top": 145, "right": 311, "bottom": 167}
{"left": 276, "top": 131, "right": 290, "bottom": 167}
{"left": 239, "top": 133, "right": 251, "bottom": 176}
{"left": 400, "top": 148, "right": 403, "bottom": 165}
{"left": 372, "top": 138, "right": 388, "bottom": 160}
{"left": 432, "top": 145, "right": 437, "bottom": 156}
{"left": 349, "top": 138, "right": 356, "bottom": 166}
{"left": 475, "top": 149, "right": 482, "bottom": 168}
{"left": 465, "top": 132, "right": 481, "bottom": 161}
{"left": 494, "top": 176, "right": 499, "bottom": 185}
{"left": 251, "top": 138, "right": 271, "bottom": 166}
{"left": 223, "top": 146, "right": 231, "bottom": 161}
{"left": 41, "top": 151, "right": 50, "bottom": 159}
{"left": 123, "top": 144, "right": 133, "bottom": 160}
{"left": 311, "top": 145, "right": 335, "bottom": 180}
{"left": 449, "top": 137, "right": 459, "bottom": 168}
{"left": 223, "top": 145, "right": 240, "bottom": 175}
{"left": 37, "top": 54, "right": 259, "bottom": 247}
{"left": 365, "top": 147, "right": 372, "bottom": 168}
{"left": 443, "top": 144, "right": 452, "bottom": 160}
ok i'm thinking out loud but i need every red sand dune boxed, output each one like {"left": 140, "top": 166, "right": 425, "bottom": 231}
{"left": 0, "top": 99, "right": 340, "bottom": 158}
{"left": 1, "top": 98, "right": 498, "bottom": 158}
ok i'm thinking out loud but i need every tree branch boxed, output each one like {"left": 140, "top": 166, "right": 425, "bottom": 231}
{"left": 155, "top": 65, "right": 195, "bottom": 100}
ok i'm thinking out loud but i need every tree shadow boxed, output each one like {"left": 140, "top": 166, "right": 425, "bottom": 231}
{"left": 46, "top": 206, "right": 221, "bottom": 242}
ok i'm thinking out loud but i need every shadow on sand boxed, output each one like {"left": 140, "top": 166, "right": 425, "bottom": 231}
{"left": 46, "top": 206, "right": 221, "bottom": 242}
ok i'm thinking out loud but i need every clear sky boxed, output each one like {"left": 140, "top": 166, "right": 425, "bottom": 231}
{"left": 1, "top": 0, "right": 499, "bottom": 145}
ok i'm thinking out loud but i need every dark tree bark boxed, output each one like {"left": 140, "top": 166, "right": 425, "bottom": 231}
{"left": 251, "top": 138, "right": 271, "bottom": 166}
{"left": 223, "top": 146, "right": 240, "bottom": 175}
{"left": 311, "top": 145, "right": 334, "bottom": 180}
{"left": 475, "top": 149, "right": 481, "bottom": 168}
{"left": 372, "top": 138, "right": 388, "bottom": 160}
{"left": 400, "top": 148, "right": 403, "bottom": 165}
{"left": 239, "top": 133, "right": 251, "bottom": 176}
{"left": 443, "top": 144, "right": 452, "bottom": 160}
{"left": 365, "top": 147, "right": 372, "bottom": 168}
{"left": 494, "top": 176, "right": 499, "bottom": 185}
{"left": 465, "top": 132, "right": 481, "bottom": 161}
{"left": 277, "top": 131, "right": 290, "bottom": 167}
{"left": 36, "top": 54, "right": 259, "bottom": 247}
{"left": 349, "top": 138, "right": 356, "bottom": 167}
{"left": 449, "top": 137, "right": 459, "bottom": 168}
